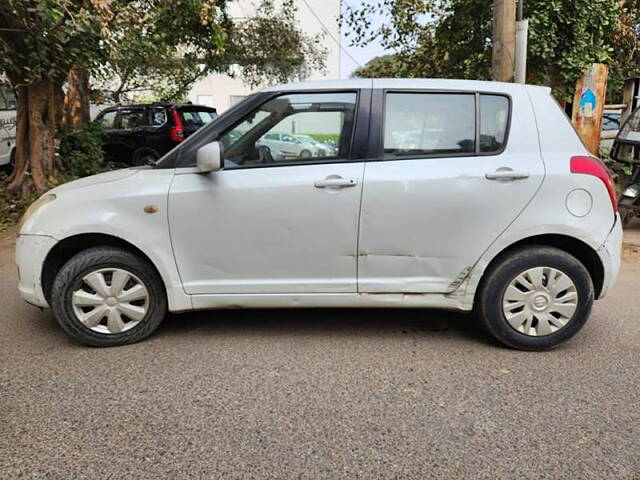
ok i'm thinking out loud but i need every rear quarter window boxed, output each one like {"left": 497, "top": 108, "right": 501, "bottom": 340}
{"left": 480, "top": 95, "right": 510, "bottom": 153}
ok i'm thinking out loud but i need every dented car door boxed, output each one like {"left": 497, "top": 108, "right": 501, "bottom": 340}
{"left": 357, "top": 84, "right": 544, "bottom": 293}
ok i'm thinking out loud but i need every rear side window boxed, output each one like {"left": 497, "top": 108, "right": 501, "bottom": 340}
{"left": 150, "top": 107, "right": 167, "bottom": 126}
{"left": 383, "top": 92, "right": 510, "bottom": 158}
{"left": 119, "top": 110, "right": 146, "bottom": 129}
{"left": 384, "top": 93, "right": 476, "bottom": 158}
{"left": 180, "top": 109, "right": 217, "bottom": 127}
{"left": 480, "top": 95, "right": 509, "bottom": 153}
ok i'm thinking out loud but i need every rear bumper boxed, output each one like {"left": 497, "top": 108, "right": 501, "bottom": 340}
{"left": 15, "top": 234, "right": 57, "bottom": 308}
{"left": 596, "top": 214, "right": 623, "bottom": 299}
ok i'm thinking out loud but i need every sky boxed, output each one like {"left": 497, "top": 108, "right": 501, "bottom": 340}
{"left": 339, "top": 0, "right": 388, "bottom": 78}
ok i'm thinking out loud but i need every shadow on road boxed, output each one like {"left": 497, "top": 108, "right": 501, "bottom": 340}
{"left": 156, "top": 307, "right": 494, "bottom": 345}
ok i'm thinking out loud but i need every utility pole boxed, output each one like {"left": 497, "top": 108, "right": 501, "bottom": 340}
{"left": 514, "top": 0, "right": 528, "bottom": 83}
{"left": 571, "top": 63, "right": 609, "bottom": 156}
{"left": 492, "top": 0, "right": 516, "bottom": 82}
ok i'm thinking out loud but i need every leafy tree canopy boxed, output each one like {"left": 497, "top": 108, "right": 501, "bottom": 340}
{"left": 94, "top": 0, "right": 327, "bottom": 102}
{"left": 0, "top": 0, "right": 326, "bottom": 197}
{"left": 345, "top": 0, "right": 637, "bottom": 100}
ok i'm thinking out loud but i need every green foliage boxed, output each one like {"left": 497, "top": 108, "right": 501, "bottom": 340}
{"left": 56, "top": 122, "right": 105, "bottom": 178}
{"left": 94, "top": 0, "right": 327, "bottom": 103}
{"left": 526, "top": 0, "right": 621, "bottom": 99}
{"left": 0, "top": 182, "right": 38, "bottom": 231}
{"left": 345, "top": 0, "right": 630, "bottom": 100}
{"left": 0, "top": 0, "right": 103, "bottom": 86}
{"left": 351, "top": 55, "right": 406, "bottom": 78}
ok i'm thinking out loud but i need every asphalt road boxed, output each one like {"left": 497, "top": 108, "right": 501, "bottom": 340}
{"left": 2, "top": 227, "right": 640, "bottom": 479}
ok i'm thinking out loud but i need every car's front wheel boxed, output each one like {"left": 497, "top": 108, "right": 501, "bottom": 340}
{"left": 477, "top": 246, "right": 594, "bottom": 350}
{"left": 51, "top": 246, "right": 167, "bottom": 347}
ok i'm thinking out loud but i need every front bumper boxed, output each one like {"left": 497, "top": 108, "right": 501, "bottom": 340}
{"left": 596, "top": 214, "right": 623, "bottom": 299}
{"left": 15, "top": 234, "right": 58, "bottom": 308}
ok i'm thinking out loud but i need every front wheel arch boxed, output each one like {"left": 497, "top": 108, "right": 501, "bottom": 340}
{"left": 41, "top": 233, "right": 166, "bottom": 305}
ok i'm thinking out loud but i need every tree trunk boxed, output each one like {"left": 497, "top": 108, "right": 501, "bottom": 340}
{"left": 5, "top": 78, "right": 59, "bottom": 198}
{"left": 63, "top": 68, "right": 91, "bottom": 130}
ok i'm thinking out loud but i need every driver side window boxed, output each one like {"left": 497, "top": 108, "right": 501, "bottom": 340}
{"left": 217, "top": 92, "right": 357, "bottom": 169}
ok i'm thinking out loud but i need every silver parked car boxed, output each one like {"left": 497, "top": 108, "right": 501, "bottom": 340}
{"left": 17, "top": 79, "right": 621, "bottom": 350}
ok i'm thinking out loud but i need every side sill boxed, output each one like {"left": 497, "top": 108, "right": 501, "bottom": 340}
{"left": 187, "top": 292, "right": 471, "bottom": 311}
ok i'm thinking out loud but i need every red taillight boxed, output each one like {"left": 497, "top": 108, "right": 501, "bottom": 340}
{"left": 570, "top": 155, "right": 617, "bottom": 212}
{"left": 170, "top": 108, "right": 184, "bottom": 142}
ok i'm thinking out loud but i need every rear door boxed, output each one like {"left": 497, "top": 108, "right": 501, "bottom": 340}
{"left": 358, "top": 84, "right": 544, "bottom": 293}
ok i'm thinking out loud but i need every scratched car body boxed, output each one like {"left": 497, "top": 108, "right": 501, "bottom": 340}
{"left": 16, "top": 79, "right": 622, "bottom": 350}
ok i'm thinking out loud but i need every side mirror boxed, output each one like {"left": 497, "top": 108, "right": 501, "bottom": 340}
{"left": 196, "top": 141, "right": 223, "bottom": 173}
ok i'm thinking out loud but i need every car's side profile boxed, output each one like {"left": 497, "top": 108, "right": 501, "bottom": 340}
{"left": 16, "top": 79, "right": 622, "bottom": 350}
{"left": 257, "top": 132, "right": 324, "bottom": 159}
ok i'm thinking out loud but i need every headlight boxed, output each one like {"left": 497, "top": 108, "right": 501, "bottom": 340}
{"left": 18, "top": 193, "right": 56, "bottom": 230}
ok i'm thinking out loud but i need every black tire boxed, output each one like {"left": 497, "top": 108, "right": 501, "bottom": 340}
{"left": 2, "top": 148, "right": 15, "bottom": 175}
{"left": 476, "top": 246, "right": 594, "bottom": 351}
{"left": 299, "top": 149, "right": 312, "bottom": 158}
{"left": 133, "top": 149, "right": 158, "bottom": 166}
{"left": 618, "top": 198, "right": 635, "bottom": 228}
{"left": 51, "top": 246, "right": 167, "bottom": 347}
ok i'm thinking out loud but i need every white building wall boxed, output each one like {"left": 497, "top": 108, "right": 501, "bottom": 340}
{"left": 187, "top": 0, "right": 341, "bottom": 112}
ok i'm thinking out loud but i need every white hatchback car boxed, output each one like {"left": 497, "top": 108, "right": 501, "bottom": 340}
{"left": 16, "top": 79, "right": 622, "bottom": 350}
{"left": 258, "top": 132, "right": 323, "bottom": 159}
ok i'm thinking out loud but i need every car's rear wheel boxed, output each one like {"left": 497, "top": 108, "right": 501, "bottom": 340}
{"left": 477, "top": 246, "right": 594, "bottom": 350}
{"left": 51, "top": 246, "right": 167, "bottom": 347}
{"left": 299, "top": 149, "right": 312, "bottom": 158}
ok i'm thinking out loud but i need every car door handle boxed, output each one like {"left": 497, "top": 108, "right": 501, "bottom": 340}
{"left": 485, "top": 170, "right": 530, "bottom": 181}
{"left": 314, "top": 177, "right": 358, "bottom": 188}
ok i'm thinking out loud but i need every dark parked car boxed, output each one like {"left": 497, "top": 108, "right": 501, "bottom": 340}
{"left": 95, "top": 103, "right": 218, "bottom": 165}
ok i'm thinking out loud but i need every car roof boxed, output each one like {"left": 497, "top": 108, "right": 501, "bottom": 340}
{"left": 261, "top": 78, "right": 550, "bottom": 95}
{"left": 102, "top": 103, "right": 215, "bottom": 111}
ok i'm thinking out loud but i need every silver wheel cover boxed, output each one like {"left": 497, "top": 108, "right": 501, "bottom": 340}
{"left": 502, "top": 266, "right": 578, "bottom": 337}
{"left": 71, "top": 268, "right": 149, "bottom": 334}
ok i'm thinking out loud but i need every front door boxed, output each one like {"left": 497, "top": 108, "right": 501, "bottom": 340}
{"left": 358, "top": 87, "right": 544, "bottom": 293}
{"left": 168, "top": 91, "right": 364, "bottom": 294}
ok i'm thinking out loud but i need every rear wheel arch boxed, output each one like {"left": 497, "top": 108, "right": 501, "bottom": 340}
{"left": 476, "top": 234, "right": 604, "bottom": 300}
{"left": 41, "top": 233, "right": 166, "bottom": 305}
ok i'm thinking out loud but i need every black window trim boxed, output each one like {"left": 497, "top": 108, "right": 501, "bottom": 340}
{"left": 173, "top": 88, "right": 370, "bottom": 170}
{"left": 370, "top": 88, "right": 513, "bottom": 162}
